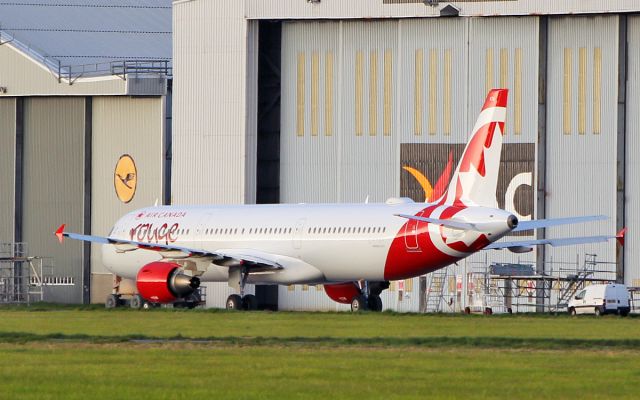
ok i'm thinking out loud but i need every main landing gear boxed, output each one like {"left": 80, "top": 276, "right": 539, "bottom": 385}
{"left": 226, "top": 267, "right": 259, "bottom": 311}
{"left": 351, "top": 281, "right": 388, "bottom": 312}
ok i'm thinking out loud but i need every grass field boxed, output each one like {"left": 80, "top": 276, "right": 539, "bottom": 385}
{"left": 0, "top": 306, "right": 639, "bottom": 399}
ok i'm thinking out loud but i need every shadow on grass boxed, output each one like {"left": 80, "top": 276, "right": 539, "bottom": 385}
{"left": 1, "top": 331, "right": 639, "bottom": 350}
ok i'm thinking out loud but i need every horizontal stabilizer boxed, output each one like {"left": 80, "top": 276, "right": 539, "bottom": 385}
{"left": 486, "top": 233, "right": 621, "bottom": 251}
{"left": 512, "top": 215, "right": 607, "bottom": 232}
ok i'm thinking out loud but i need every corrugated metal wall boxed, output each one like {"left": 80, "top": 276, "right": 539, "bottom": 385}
{"left": 90, "top": 96, "right": 165, "bottom": 303}
{"left": 0, "top": 99, "right": 16, "bottom": 243}
{"left": 279, "top": 17, "right": 540, "bottom": 310}
{"left": 626, "top": 16, "right": 640, "bottom": 287}
{"left": 246, "top": 0, "right": 640, "bottom": 20}
{"left": 545, "top": 16, "right": 618, "bottom": 267}
{"left": 23, "top": 97, "right": 85, "bottom": 303}
{"left": 172, "top": 0, "right": 256, "bottom": 205}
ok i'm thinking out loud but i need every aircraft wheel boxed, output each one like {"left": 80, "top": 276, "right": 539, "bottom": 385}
{"left": 242, "top": 294, "right": 259, "bottom": 311}
{"left": 351, "top": 295, "right": 367, "bottom": 312}
{"left": 130, "top": 294, "right": 144, "bottom": 309}
{"left": 105, "top": 294, "right": 119, "bottom": 309}
{"left": 367, "top": 295, "right": 383, "bottom": 312}
{"left": 226, "top": 294, "right": 243, "bottom": 310}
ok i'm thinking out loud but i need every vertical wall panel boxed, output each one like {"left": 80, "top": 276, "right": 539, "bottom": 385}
{"left": 90, "top": 97, "right": 165, "bottom": 303}
{"left": 547, "top": 16, "right": 618, "bottom": 267}
{"left": 172, "top": 0, "right": 253, "bottom": 205}
{"left": 340, "top": 20, "right": 397, "bottom": 202}
{"left": 0, "top": 99, "right": 16, "bottom": 243}
{"left": 626, "top": 16, "right": 640, "bottom": 286}
{"left": 281, "top": 21, "right": 341, "bottom": 204}
{"left": 465, "top": 17, "right": 539, "bottom": 269}
{"left": 400, "top": 18, "right": 467, "bottom": 144}
{"left": 23, "top": 98, "right": 85, "bottom": 303}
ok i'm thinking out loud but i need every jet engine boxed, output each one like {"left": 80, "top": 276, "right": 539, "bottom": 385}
{"left": 324, "top": 282, "right": 361, "bottom": 304}
{"left": 136, "top": 261, "right": 200, "bottom": 303}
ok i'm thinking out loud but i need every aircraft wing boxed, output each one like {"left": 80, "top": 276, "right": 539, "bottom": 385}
{"left": 512, "top": 215, "right": 607, "bottom": 232}
{"left": 485, "top": 228, "right": 626, "bottom": 252}
{"left": 55, "top": 224, "right": 283, "bottom": 271}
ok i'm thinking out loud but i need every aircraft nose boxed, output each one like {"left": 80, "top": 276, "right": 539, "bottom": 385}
{"left": 507, "top": 215, "right": 519, "bottom": 230}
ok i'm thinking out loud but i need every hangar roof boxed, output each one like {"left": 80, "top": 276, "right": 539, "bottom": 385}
{"left": 0, "top": 0, "right": 172, "bottom": 79}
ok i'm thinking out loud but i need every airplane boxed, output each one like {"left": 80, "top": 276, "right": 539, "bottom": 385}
{"left": 55, "top": 89, "right": 625, "bottom": 311}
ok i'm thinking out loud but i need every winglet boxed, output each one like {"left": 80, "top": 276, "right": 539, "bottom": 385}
{"left": 616, "top": 228, "right": 627, "bottom": 246}
{"left": 55, "top": 224, "right": 66, "bottom": 244}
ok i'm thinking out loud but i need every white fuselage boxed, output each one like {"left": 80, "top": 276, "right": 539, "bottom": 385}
{"left": 102, "top": 200, "right": 514, "bottom": 285}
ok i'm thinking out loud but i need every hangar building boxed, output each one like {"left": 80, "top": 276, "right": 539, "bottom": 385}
{"left": 171, "top": 0, "right": 640, "bottom": 311}
{"left": 0, "top": 0, "right": 172, "bottom": 303}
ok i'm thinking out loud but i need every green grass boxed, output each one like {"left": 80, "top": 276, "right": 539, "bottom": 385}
{"left": 0, "top": 307, "right": 639, "bottom": 399}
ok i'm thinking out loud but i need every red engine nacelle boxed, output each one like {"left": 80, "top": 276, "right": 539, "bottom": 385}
{"left": 136, "top": 262, "right": 200, "bottom": 303}
{"left": 324, "top": 282, "right": 361, "bottom": 304}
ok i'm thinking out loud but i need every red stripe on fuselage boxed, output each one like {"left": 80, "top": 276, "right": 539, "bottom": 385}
{"left": 383, "top": 206, "right": 460, "bottom": 281}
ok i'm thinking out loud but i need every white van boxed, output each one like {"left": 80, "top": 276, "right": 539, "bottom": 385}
{"left": 568, "top": 284, "right": 630, "bottom": 316}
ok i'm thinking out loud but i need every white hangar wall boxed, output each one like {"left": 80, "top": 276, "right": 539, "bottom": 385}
{"left": 626, "top": 16, "right": 640, "bottom": 287}
{"left": 545, "top": 16, "right": 619, "bottom": 269}
{"left": 172, "top": 0, "right": 636, "bottom": 310}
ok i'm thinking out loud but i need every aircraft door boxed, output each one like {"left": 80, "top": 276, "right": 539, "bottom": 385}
{"left": 403, "top": 211, "right": 423, "bottom": 252}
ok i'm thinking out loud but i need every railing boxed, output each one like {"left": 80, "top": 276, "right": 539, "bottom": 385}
{"left": 0, "top": 30, "right": 171, "bottom": 83}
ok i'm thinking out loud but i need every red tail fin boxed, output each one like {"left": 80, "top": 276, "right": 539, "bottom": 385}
{"left": 616, "top": 228, "right": 627, "bottom": 246}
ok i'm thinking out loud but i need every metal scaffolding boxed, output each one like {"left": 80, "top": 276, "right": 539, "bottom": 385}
{"left": 421, "top": 253, "right": 619, "bottom": 314}
{"left": 0, "top": 242, "right": 63, "bottom": 304}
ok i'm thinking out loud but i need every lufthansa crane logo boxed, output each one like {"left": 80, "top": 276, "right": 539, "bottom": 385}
{"left": 114, "top": 154, "right": 137, "bottom": 203}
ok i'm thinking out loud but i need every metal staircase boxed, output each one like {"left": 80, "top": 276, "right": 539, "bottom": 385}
{"left": 424, "top": 268, "right": 449, "bottom": 312}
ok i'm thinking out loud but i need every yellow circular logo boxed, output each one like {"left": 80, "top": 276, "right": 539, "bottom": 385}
{"left": 114, "top": 154, "right": 137, "bottom": 203}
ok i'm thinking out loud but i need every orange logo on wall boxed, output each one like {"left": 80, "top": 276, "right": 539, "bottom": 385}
{"left": 114, "top": 154, "right": 137, "bottom": 203}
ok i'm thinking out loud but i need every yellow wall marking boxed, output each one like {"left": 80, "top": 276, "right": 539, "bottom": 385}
{"left": 402, "top": 166, "right": 433, "bottom": 202}
{"left": 325, "top": 51, "right": 334, "bottom": 136}
{"left": 485, "top": 48, "right": 494, "bottom": 95}
{"left": 415, "top": 49, "right": 423, "bottom": 136}
{"left": 311, "top": 51, "right": 319, "bottom": 136}
{"left": 355, "top": 50, "right": 364, "bottom": 136}
{"left": 593, "top": 47, "right": 602, "bottom": 135}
